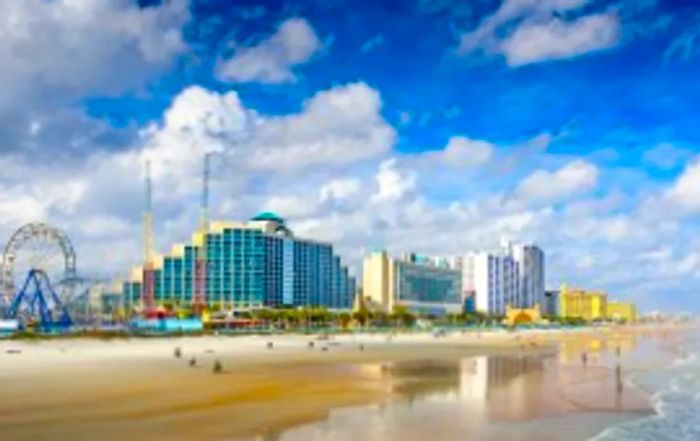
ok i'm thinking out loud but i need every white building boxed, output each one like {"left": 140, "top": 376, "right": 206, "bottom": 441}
{"left": 455, "top": 252, "right": 519, "bottom": 315}
{"left": 451, "top": 241, "right": 545, "bottom": 315}
{"left": 509, "top": 243, "right": 545, "bottom": 309}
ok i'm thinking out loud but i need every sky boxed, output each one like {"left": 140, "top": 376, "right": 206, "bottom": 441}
{"left": 1, "top": 0, "right": 699, "bottom": 312}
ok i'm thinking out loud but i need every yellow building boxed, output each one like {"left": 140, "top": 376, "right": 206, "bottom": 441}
{"left": 362, "top": 250, "right": 396, "bottom": 313}
{"left": 504, "top": 304, "right": 542, "bottom": 326}
{"left": 607, "top": 301, "right": 637, "bottom": 323}
{"left": 559, "top": 285, "right": 607, "bottom": 321}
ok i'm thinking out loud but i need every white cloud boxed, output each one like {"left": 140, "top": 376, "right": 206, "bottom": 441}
{"left": 262, "top": 195, "right": 318, "bottom": 218}
{"left": 262, "top": 178, "right": 365, "bottom": 220}
{"left": 664, "top": 159, "right": 700, "bottom": 213}
{"left": 0, "top": 192, "right": 48, "bottom": 228}
{"left": 135, "top": 81, "right": 394, "bottom": 195}
{"left": 501, "top": 13, "right": 620, "bottom": 66}
{"left": 245, "top": 83, "right": 395, "bottom": 169}
{"left": 458, "top": 0, "right": 589, "bottom": 54}
{"left": 439, "top": 136, "right": 494, "bottom": 168}
{"left": 637, "top": 247, "right": 673, "bottom": 263}
{"left": 0, "top": 177, "right": 86, "bottom": 232}
{"left": 0, "top": 81, "right": 394, "bottom": 275}
{"left": 216, "top": 17, "right": 322, "bottom": 83}
{"left": 371, "top": 160, "right": 417, "bottom": 203}
{"left": 320, "top": 179, "right": 362, "bottom": 203}
{"left": 161, "top": 86, "right": 249, "bottom": 134}
{"left": 676, "top": 253, "right": 700, "bottom": 275}
{"left": 0, "top": 0, "right": 189, "bottom": 114}
{"left": 80, "top": 214, "right": 133, "bottom": 239}
{"left": 457, "top": 0, "right": 620, "bottom": 66}
{"left": 515, "top": 160, "right": 599, "bottom": 202}
{"left": 598, "top": 215, "right": 634, "bottom": 242}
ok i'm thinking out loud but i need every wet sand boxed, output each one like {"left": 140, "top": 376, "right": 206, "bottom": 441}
{"left": 0, "top": 326, "right": 687, "bottom": 441}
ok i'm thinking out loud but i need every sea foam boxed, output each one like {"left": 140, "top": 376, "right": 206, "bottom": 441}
{"left": 591, "top": 338, "right": 700, "bottom": 441}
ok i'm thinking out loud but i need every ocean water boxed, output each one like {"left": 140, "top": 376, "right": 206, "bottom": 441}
{"left": 591, "top": 335, "right": 700, "bottom": 441}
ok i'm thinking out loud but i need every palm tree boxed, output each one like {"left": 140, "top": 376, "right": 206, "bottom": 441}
{"left": 391, "top": 305, "right": 416, "bottom": 328}
{"left": 253, "top": 309, "right": 273, "bottom": 329}
{"left": 338, "top": 312, "right": 352, "bottom": 329}
{"left": 374, "top": 311, "right": 389, "bottom": 327}
{"left": 353, "top": 307, "right": 370, "bottom": 327}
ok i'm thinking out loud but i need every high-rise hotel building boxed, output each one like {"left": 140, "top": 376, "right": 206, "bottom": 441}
{"left": 452, "top": 242, "right": 545, "bottom": 315}
{"left": 123, "top": 212, "right": 356, "bottom": 310}
{"left": 509, "top": 243, "right": 545, "bottom": 309}
{"left": 362, "top": 250, "right": 463, "bottom": 315}
{"left": 456, "top": 252, "right": 520, "bottom": 315}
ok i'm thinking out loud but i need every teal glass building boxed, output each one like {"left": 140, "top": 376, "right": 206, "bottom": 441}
{"left": 394, "top": 259, "right": 462, "bottom": 315}
{"left": 123, "top": 213, "right": 356, "bottom": 310}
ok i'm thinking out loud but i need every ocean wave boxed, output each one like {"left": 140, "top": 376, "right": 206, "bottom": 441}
{"left": 590, "top": 344, "right": 700, "bottom": 441}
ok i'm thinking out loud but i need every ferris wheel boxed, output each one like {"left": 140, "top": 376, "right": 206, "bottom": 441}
{"left": 1, "top": 222, "right": 77, "bottom": 302}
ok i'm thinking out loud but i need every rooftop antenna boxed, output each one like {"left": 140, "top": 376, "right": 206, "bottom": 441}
{"left": 142, "top": 160, "right": 155, "bottom": 312}
{"left": 144, "top": 160, "right": 154, "bottom": 263}
{"left": 193, "top": 153, "right": 211, "bottom": 312}
{"left": 199, "top": 152, "right": 210, "bottom": 232}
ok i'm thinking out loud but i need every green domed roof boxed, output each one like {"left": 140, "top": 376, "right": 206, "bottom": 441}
{"left": 250, "top": 211, "right": 285, "bottom": 223}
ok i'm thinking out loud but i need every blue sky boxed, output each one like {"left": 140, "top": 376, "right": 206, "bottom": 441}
{"left": 1, "top": 0, "right": 700, "bottom": 312}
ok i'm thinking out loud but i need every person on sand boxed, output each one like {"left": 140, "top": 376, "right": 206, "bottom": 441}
{"left": 615, "top": 364, "right": 623, "bottom": 394}
{"left": 581, "top": 352, "right": 588, "bottom": 366}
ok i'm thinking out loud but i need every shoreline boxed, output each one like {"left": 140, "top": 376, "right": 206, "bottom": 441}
{"left": 0, "top": 325, "right": 689, "bottom": 441}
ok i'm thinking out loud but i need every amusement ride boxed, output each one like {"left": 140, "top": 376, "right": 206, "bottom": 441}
{"left": 0, "top": 222, "right": 91, "bottom": 331}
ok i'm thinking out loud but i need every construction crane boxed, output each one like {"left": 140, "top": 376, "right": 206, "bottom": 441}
{"left": 192, "top": 153, "right": 210, "bottom": 314}
{"left": 142, "top": 160, "right": 155, "bottom": 313}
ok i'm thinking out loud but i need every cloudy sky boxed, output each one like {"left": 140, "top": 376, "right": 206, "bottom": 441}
{"left": 1, "top": 0, "right": 699, "bottom": 311}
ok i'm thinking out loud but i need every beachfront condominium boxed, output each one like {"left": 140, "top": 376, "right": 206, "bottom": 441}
{"left": 606, "top": 301, "right": 637, "bottom": 323}
{"left": 509, "top": 243, "right": 545, "bottom": 309}
{"left": 559, "top": 286, "right": 638, "bottom": 323}
{"left": 122, "top": 212, "right": 356, "bottom": 311}
{"left": 559, "top": 286, "right": 607, "bottom": 321}
{"left": 456, "top": 252, "right": 519, "bottom": 315}
{"left": 451, "top": 241, "right": 545, "bottom": 315}
{"left": 362, "top": 250, "right": 462, "bottom": 315}
{"left": 543, "top": 289, "right": 560, "bottom": 316}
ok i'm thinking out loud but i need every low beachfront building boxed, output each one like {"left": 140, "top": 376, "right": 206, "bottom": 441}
{"left": 607, "top": 301, "right": 637, "bottom": 323}
{"left": 122, "top": 212, "right": 356, "bottom": 312}
{"left": 542, "top": 289, "right": 560, "bottom": 316}
{"left": 362, "top": 250, "right": 462, "bottom": 316}
{"left": 504, "top": 305, "right": 542, "bottom": 326}
{"left": 558, "top": 285, "right": 607, "bottom": 321}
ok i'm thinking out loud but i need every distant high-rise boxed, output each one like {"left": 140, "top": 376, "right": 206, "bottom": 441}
{"left": 457, "top": 252, "right": 519, "bottom": 315}
{"left": 362, "top": 250, "right": 462, "bottom": 315}
{"left": 543, "top": 290, "right": 559, "bottom": 316}
{"left": 509, "top": 244, "right": 545, "bottom": 309}
{"left": 451, "top": 242, "right": 545, "bottom": 315}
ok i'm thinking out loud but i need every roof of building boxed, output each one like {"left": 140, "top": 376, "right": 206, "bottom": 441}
{"left": 250, "top": 211, "right": 285, "bottom": 224}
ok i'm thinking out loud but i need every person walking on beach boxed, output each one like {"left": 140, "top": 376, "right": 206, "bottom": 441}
{"left": 615, "top": 363, "right": 623, "bottom": 394}
{"left": 581, "top": 351, "right": 588, "bottom": 366}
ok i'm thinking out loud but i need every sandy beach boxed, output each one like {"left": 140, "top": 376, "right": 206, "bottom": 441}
{"left": 0, "top": 326, "right": 689, "bottom": 441}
